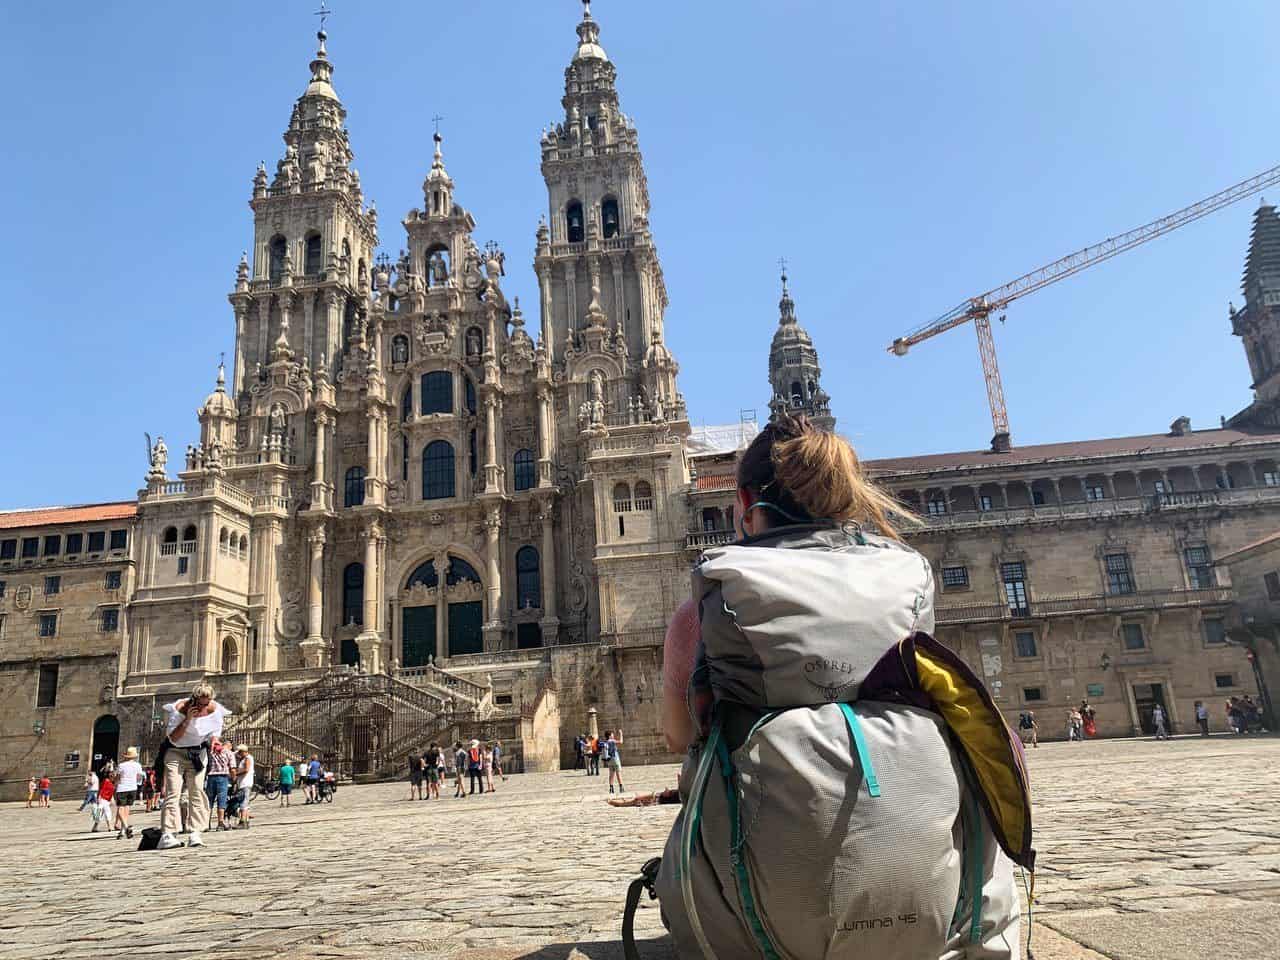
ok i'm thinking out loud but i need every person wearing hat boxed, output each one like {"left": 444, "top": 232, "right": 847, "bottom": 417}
{"left": 114, "top": 747, "right": 145, "bottom": 839}
{"left": 466, "top": 739, "right": 484, "bottom": 796}
{"left": 232, "top": 743, "right": 255, "bottom": 829}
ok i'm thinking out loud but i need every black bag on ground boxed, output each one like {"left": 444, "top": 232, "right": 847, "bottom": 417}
{"left": 137, "top": 827, "right": 163, "bottom": 851}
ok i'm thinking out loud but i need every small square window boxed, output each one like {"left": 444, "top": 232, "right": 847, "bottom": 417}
{"left": 926, "top": 498, "right": 947, "bottom": 516}
{"left": 21, "top": 538, "right": 39, "bottom": 559}
{"left": 65, "top": 533, "right": 83, "bottom": 554}
{"left": 1215, "top": 673, "right": 1236, "bottom": 689}
{"left": 171, "top": 654, "right": 183, "bottom": 670}
{"left": 43, "top": 535, "right": 61, "bottom": 556}
{"left": 0, "top": 539, "right": 15, "bottom": 560}
{"left": 1031, "top": 489, "right": 1046, "bottom": 506}
{"left": 1203, "top": 617, "right": 1226, "bottom": 645}
{"left": 494, "top": 694, "right": 514, "bottom": 706}
{"left": 87, "top": 531, "right": 105, "bottom": 553}
{"left": 978, "top": 495, "right": 993, "bottom": 512}
{"left": 1266, "top": 572, "right": 1280, "bottom": 602}
{"left": 1014, "top": 630, "right": 1038, "bottom": 658}
{"left": 43, "top": 576, "right": 60, "bottom": 596}
{"left": 1153, "top": 480, "right": 1167, "bottom": 494}
{"left": 37, "top": 664, "right": 59, "bottom": 707}
{"left": 177, "top": 556, "right": 189, "bottom": 575}
{"left": 1085, "top": 485, "right": 1106, "bottom": 501}
{"left": 104, "top": 570, "right": 122, "bottom": 591}
{"left": 1121, "top": 622, "right": 1145, "bottom": 650}
{"left": 941, "top": 566, "right": 970, "bottom": 590}
{"left": 100, "top": 608, "right": 119, "bottom": 633}
{"left": 39, "top": 613, "right": 58, "bottom": 638}
{"left": 1023, "top": 687, "right": 1044, "bottom": 702}
{"left": 109, "top": 530, "right": 128, "bottom": 551}
{"left": 1265, "top": 471, "right": 1279, "bottom": 487}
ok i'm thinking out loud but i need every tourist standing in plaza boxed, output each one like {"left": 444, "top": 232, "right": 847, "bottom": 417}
{"left": 491, "top": 740, "right": 506, "bottom": 784}
{"left": 588, "top": 734, "right": 600, "bottom": 775}
{"left": 1152, "top": 703, "right": 1170, "bottom": 740}
{"left": 38, "top": 773, "right": 51, "bottom": 807}
{"left": 1018, "top": 711, "right": 1039, "bottom": 748}
{"left": 156, "top": 682, "right": 228, "bottom": 850}
{"left": 408, "top": 752, "right": 424, "bottom": 800}
{"left": 1195, "top": 700, "right": 1210, "bottom": 736}
{"left": 92, "top": 770, "right": 115, "bottom": 833}
{"left": 574, "top": 734, "right": 585, "bottom": 770}
{"left": 205, "top": 738, "right": 233, "bottom": 830}
{"left": 26, "top": 775, "right": 37, "bottom": 808}
{"left": 604, "top": 729, "right": 624, "bottom": 793}
{"left": 78, "top": 770, "right": 99, "bottom": 812}
{"left": 467, "top": 740, "right": 485, "bottom": 796}
{"left": 305, "top": 754, "right": 322, "bottom": 803}
{"left": 1079, "top": 700, "right": 1097, "bottom": 739}
{"left": 453, "top": 741, "right": 467, "bottom": 798}
{"left": 114, "top": 747, "right": 144, "bottom": 840}
{"left": 141, "top": 767, "right": 158, "bottom": 811}
{"left": 435, "top": 745, "right": 446, "bottom": 787}
{"left": 424, "top": 743, "right": 441, "bottom": 799}
{"left": 481, "top": 740, "right": 495, "bottom": 792}
{"left": 233, "top": 745, "right": 254, "bottom": 829}
{"left": 278, "top": 756, "right": 295, "bottom": 807}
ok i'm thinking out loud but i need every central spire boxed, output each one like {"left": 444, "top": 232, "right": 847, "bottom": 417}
{"left": 575, "top": 0, "right": 608, "bottom": 61}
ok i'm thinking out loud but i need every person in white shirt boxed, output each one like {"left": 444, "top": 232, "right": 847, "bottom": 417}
{"left": 1152, "top": 703, "right": 1170, "bottom": 741}
{"left": 157, "top": 682, "right": 229, "bottom": 850}
{"left": 114, "top": 747, "right": 145, "bottom": 840}
{"left": 233, "top": 745, "right": 255, "bottom": 829}
{"left": 78, "top": 770, "right": 100, "bottom": 812}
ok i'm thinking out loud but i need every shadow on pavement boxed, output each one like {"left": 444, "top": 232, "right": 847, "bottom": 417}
{"left": 506, "top": 938, "right": 675, "bottom": 960}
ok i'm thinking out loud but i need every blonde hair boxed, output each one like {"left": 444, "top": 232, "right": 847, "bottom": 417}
{"left": 190, "top": 682, "right": 215, "bottom": 701}
{"left": 738, "top": 414, "right": 917, "bottom": 540}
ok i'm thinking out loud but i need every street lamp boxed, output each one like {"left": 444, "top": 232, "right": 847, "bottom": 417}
{"left": 32, "top": 719, "right": 45, "bottom": 736}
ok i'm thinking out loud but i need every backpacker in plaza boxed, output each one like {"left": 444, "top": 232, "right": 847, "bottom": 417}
{"left": 640, "top": 523, "right": 1036, "bottom": 960}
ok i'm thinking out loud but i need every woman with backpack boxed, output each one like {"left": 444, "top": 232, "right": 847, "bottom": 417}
{"left": 653, "top": 415, "right": 1028, "bottom": 960}
{"left": 603, "top": 729, "right": 625, "bottom": 794}
{"left": 467, "top": 740, "right": 485, "bottom": 796}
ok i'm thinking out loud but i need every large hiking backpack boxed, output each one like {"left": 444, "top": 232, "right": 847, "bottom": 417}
{"left": 646, "top": 524, "right": 1034, "bottom": 960}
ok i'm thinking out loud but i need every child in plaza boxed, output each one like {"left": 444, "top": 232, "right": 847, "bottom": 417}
{"left": 90, "top": 772, "right": 114, "bottom": 832}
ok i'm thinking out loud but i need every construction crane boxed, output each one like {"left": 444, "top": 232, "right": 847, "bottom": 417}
{"left": 889, "top": 162, "right": 1280, "bottom": 452}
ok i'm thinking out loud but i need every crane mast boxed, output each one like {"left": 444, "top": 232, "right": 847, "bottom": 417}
{"left": 890, "top": 162, "right": 1280, "bottom": 451}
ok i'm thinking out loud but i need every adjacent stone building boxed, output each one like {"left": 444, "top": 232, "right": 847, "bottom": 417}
{"left": 1, "top": 5, "right": 1276, "bottom": 797}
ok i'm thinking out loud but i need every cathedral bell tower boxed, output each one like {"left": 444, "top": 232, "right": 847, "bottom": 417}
{"left": 1229, "top": 203, "right": 1280, "bottom": 428}
{"left": 768, "top": 267, "right": 836, "bottom": 431}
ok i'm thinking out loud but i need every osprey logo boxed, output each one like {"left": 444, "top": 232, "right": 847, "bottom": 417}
{"left": 802, "top": 658, "right": 861, "bottom": 702}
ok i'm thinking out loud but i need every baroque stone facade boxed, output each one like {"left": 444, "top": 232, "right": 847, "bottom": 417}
{"left": 2, "top": 6, "right": 1278, "bottom": 798}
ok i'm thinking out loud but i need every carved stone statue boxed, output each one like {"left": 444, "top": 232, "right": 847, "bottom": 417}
{"left": 429, "top": 251, "right": 449, "bottom": 286}
{"left": 391, "top": 337, "right": 409, "bottom": 365}
{"left": 590, "top": 369, "right": 605, "bottom": 403}
{"left": 466, "top": 327, "right": 483, "bottom": 357}
{"left": 150, "top": 435, "right": 168, "bottom": 475}
{"left": 269, "top": 403, "right": 287, "bottom": 437}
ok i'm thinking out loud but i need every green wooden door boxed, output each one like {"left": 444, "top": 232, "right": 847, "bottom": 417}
{"left": 402, "top": 606, "right": 436, "bottom": 668}
{"left": 447, "top": 601, "right": 484, "bottom": 656}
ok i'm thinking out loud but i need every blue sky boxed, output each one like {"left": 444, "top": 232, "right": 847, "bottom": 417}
{"left": 0, "top": 1, "right": 1272, "bottom": 508}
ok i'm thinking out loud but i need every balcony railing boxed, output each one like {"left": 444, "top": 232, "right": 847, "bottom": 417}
{"left": 920, "top": 484, "right": 1280, "bottom": 530}
{"left": 685, "top": 530, "right": 735, "bottom": 550}
{"left": 935, "top": 585, "right": 1233, "bottom": 625}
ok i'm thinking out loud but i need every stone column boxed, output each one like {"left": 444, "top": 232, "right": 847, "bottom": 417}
{"left": 483, "top": 507, "right": 503, "bottom": 648}
{"left": 537, "top": 384, "right": 554, "bottom": 487}
{"left": 232, "top": 304, "right": 248, "bottom": 396}
{"left": 301, "top": 527, "right": 326, "bottom": 667}
{"left": 1159, "top": 469, "right": 1172, "bottom": 494}
{"left": 636, "top": 253, "right": 653, "bottom": 344}
{"left": 1248, "top": 462, "right": 1260, "bottom": 487}
{"left": 539, "top": 500, "right": 560, "bottom": 644}
{"left": 256, "top": 296, "right": 271, "bottom": 371}
{"left": 483, "top": 394, "right": 503, "bottom": 493}
{"left": 435, "top": 552, "right": 448, "bottom": 662}
{"left": 303, "top": 294, "right": 316, "bottom": 369}
{"left": 366, "top": 406, "right": 380, "bottom": 503}
{"left": 564, "top": 262, "right": 579, "bottom": 332}
{"left": 358, "top": 522, "right": 381, "bottom": 672}
{"left": 325, "top": 291, "right": 343, "bottom": 374}
{"left": 538, "top": 266, "right": 554, "bottom": 357}
{"left": 311, "top": 410, "right": 330, "bottom": 510}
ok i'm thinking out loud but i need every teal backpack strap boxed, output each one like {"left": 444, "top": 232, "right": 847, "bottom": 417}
{"left": 679, "top": 722, "right": 723, "bottom": 960}
{"left": 967, "top": 793, "right": 985, "bottom": 945}
{"left": 714, "top": 736, "right": 781, "bottom": 960}
{"left": 838, "top": 702, "right": 881, "bottom": 797}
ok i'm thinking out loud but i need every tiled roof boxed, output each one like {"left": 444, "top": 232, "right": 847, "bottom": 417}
{"left": 865, "top": 426, "right": 1280, "bottom": 477}
{"left": 695, "top": 474, "right": 737, "bottom": 492}
{"left": 0, "top": 501, "right": 137, "bottom": 532}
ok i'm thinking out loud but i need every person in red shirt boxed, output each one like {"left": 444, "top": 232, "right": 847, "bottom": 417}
{"left": 38, "top": 775, "right": 51, "bottom": 808}
{"left": 93, "top": 774, "right": 116, "bottom": 833}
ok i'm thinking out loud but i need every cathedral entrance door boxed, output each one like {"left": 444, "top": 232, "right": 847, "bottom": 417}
{"left": 91, "top": 715, "right": 120, "bottom": 774}
{"left": 402, "top": 606, "right": 436, "bottom": 668}
{"left": 1132, "top": 682, "right": 1168, "bottom": 735}
{"left": 448, "top": 602, "right": 483, "bottom": 656}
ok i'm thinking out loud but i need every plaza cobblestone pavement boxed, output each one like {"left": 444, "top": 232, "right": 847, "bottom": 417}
{"left": 3, "top": 735, "right": 1277, "bottom": 959}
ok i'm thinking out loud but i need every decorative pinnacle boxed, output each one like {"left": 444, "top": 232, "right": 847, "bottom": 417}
{"left": 778, "top": 256, "right": 790, "bottom": 295}
{"left": 582, "top": 0, "right": 592, "bottom": 19}
{"left": 216, "top": 353, "right": 227, "bottom": 391}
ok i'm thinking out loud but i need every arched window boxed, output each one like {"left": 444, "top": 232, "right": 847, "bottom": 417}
{"left": 421, "top": 371, "right": 453, "bottom": 415}
{"left": 567, "top": 200, "right": 585, "bottom": 243}
{"left": 422, "top": 441, "right": 456, "bottom": 500}
{"left": 344, "top": 466, "right": 366, "bottom": 507}
{"left": 464, "top": 376, "right": 477, "bottom": 415}
{"left": 268, "top": 235, "right": 287, "bottom": 283}
{"left": 790, "top": 381, "right": 804, "bottom": 406}
{"left": 601, "top": 195, "right": 620, "bottom": 239}
{"left": 304, "top": 234, "right": 323, "bottom": 275}
{"left": 219, "top": 528, "right": 229, "bottom": 554}
{"left": 401, "top": 385, "right": 413, "bottom": 422}
{"left": 221, "top": 637, "right": 239, "bottom": 674}
{"left": 391, "top": 335, "right": 410, "bottom": 366}
{"left": 342, "top": 563, "right": 364, "bottom": 626}
{"left": 162, "top": 527, "right": 178, "bottom": 544}
{"left": 238, "top": 534, "right": 248, "bottom": 559}
{"left": 446, "top": 555, "right": 482, "bottom": 585}
{"left": 469, "top": 429, "right": 478, "bottom": 478}
{"left": 182, "top": 525, "right": 198, "bottom": 543}
{"left": 613, "top": 482, "right": 632, "bottom": 513}
{"left": 516, "top": 546, "right": 541, "bottom": 609}
{"left": 634, "top": 480, "right": 654, "bottom": 510}
{"left": 514, "top": 449, "right": 536, "bottom": 491}
{"left": 407, "top": 560, "right": 438, "bottom": 589}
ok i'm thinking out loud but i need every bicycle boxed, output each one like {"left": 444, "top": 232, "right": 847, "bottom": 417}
{"left": 252, "top": 777, "right": 280, "bottom": 801}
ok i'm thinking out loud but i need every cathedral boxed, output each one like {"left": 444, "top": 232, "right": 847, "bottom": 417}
{"left": 2, "top": 3, "right": 1276, "bottom": 797}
